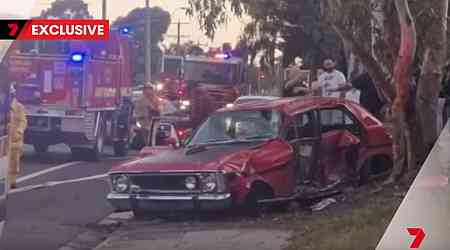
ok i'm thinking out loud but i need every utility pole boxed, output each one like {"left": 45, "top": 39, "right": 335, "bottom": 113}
{"left": 167, "top": 21, "right": 189, "bottom": 55}
{"left": 102, "top": 0, "right": 107, "bottom": 20}
{"left": 145, "top": 0, "right": 152, "bottom": 84}
{"left": 177, "top": 21, "right": 181, "bottom": 55}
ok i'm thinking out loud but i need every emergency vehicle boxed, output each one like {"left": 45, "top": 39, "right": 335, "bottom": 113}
{"left": 182, "top": 52, "right": 247, "bottom": 127}
{"left": 5, "top": 32, "right": 134, "bottom": 161}
{"left": 156, "top": 51, "right": 247, "bottom": 130}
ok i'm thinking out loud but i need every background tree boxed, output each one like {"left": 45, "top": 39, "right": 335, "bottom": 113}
{"left": 113, "top": 7, "right": 171, "bottom": 85}
{"left": 187, "top": 0, "right": 449, "bottom": 178}
{"left": 39, "top": 0, "right": 92, "bottom": 19}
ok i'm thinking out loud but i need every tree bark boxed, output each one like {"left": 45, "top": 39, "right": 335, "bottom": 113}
{"left": 388, "top": 0, "right": 417, "bottom": 183}
{"left": 416, "top": 0, "right": 449, "bottom": 158}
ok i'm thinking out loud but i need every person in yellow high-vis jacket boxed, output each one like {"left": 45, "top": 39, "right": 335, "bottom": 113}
{"left": 8, "top": 85, "right": 27, "bottom": 189}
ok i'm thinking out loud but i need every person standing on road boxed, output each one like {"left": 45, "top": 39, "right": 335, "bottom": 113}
{"left": 8, "top": 84, "right": 27, "bottom": 189}
{"left": 316, "top": 59, "right": 347, "bottom": 98}
{"left": 133, "top": 83, "right": 161, "bottom": 146}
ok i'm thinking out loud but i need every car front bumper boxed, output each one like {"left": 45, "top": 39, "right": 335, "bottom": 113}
{"left": 107, "top": 193, "right": 233, "bottom": 212}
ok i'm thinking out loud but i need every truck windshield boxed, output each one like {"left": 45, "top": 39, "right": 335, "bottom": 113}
{"left": 163, "top": 58, "right": 182, "bottom": 76}
{"left": 188, "top": 110, "right": 281, "bottom": 146}
{"left": 184, "top": 61, "right": 236, "bottom": 85}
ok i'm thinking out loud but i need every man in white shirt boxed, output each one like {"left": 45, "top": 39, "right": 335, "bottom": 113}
{"left": 317, "top": 59, "right": 347, "bottom": 98}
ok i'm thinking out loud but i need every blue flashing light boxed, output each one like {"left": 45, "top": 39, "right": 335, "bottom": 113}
{"left": 120, "top": 26, "right": 131, "bottom": 35}
{"left": 70, "top": 53, "right": 85, "bottom": 63}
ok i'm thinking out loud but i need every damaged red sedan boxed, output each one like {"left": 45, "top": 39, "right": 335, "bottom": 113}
{"left": 107, "top": 97, "right": 393, "bottom": 216}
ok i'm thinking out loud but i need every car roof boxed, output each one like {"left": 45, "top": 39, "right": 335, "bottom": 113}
{"left": 220, "top": 96, "right": 358, "bottom": 115}
{"left": 236, "top": 96, "right": 280, "bottom": 101}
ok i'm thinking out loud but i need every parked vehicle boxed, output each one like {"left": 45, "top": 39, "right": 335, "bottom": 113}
{"left": 5, "top": 32, "right": 134, "bottom": 161}
{"left": 107, "top": 97, "right": 393, "bottom": 216}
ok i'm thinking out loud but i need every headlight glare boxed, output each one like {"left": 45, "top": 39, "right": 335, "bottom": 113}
{"left": 201, "top": 173, "right": 217, "bottom": 192}
{"left": 185, "top": 176, "right": 197, "bottom": 190}
{"left": 112, "top": 175, "right": 130, "bottom": 193}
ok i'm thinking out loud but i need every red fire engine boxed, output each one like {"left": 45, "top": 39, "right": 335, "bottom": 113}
{"left": 5, "top": 32, "right": 134, "bottom": 161}
{"left": 156, "top": 51, "right": 247, "bottom": 131}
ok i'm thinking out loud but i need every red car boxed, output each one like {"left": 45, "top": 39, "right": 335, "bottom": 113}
{"left": 107, "top": 97, "right": 392, "bottom": 215}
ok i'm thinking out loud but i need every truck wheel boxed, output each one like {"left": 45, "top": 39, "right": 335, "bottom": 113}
{"left": 113, "top": 140, "right": 128, "bottom": 157}
{"left": 130, "top": 131, "right": 145, "bottom": 151}
{"left": 33, "top": 143, "right": 49, "bottom": 153}
{"left": 89, "top": 125, "right": 105, "bottom": 162}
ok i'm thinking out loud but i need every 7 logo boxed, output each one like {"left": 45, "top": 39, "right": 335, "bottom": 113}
{"left": 407, "top": 228, "right": 425, "bottom": 249}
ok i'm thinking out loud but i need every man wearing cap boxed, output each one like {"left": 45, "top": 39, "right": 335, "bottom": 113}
{"left": 133, "top": 83, "right": 161, "bottom": 146}
{"left": 317, "top": 59, "right": 347, "bottom": 98}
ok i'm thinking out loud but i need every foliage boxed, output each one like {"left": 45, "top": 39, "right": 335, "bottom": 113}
{"left": 165, "top": 40, "right": 204, "bottom": 56}
{"left": 113, "top": 7, "right": 171, "bottom": 84}
{"left": 39, "top": 0, "right": 92, "bottom": 19}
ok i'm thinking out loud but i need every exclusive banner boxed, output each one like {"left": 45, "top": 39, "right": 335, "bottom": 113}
{"left": 0, "top": 19, "right": 109, "bottom": 40}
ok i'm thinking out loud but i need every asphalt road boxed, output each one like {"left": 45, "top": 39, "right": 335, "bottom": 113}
{"left": 0, "top": 145, "right": 135, "bottom": 250}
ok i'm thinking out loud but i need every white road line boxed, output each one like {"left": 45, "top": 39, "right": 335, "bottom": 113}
{"left": 17, "top": 161, "right": 82, "bottom": 184}
{"left": 10, "top": 173, "right": 108, "bottom": 195}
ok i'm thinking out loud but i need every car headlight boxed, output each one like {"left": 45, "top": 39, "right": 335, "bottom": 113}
{"left": 111, "top": 175, "right": 130, "bottom": 193}
{"left": 182, "top": 100, "right": 190, "bottom": 106}
{"left": 226, "top": 103, "right": 234, "bottom": 108}
{"left": 185, "top": 176, "right": 197, "bottom": 190}
{"left": 136, "top": 121, "right": 142, "bottom": 128}
{"left": 200, "top": 173, "right": 217, "bottom": 192}
{"left": 156, "top": 83, "right": 164, "bottom": 91}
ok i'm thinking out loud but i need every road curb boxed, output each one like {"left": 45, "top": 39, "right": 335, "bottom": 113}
{"left": 58, "top": 212, "right": 132, "bottom": 250}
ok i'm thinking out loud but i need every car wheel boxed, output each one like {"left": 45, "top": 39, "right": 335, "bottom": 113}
{"left": 244, "top": 183, "right": 274, "bottom": 217}
{"left": 33, "top": 143, "right": 49, "bottom": 153}
{"left": 359, "top": 160, "right": 372, "bottom": 186}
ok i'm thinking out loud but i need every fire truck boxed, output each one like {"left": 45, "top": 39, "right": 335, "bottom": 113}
{"left": 157, "top": 52, "right": 247, "bottom": 129}
{"left": 5, "top": 32, "right": 134, "bottom": 161}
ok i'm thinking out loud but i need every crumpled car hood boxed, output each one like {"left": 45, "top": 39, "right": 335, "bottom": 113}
{"left": 110, "top": 142, "right": 265, "bottom": 174}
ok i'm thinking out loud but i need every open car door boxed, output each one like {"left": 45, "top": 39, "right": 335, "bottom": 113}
{"left": 286, "top": 110, "right": 321, "bottom": 194}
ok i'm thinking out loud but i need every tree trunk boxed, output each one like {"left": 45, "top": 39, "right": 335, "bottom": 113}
{"left": 388, "top": 0, "right": 417, "bottom": 183}
{"left": 416, "top": 0, "right": 449, "bottom": 159}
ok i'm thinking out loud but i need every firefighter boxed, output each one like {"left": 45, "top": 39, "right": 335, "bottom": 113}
{"left": 133, "top": 83, "right": 161, "bottom": 146}
{"left": 8, "top": 84, "right": 27, "bottom": 189}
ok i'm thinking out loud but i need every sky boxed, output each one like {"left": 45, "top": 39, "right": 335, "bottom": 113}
{"left": 1, "top": 0, "right": 249, "bottom": 47}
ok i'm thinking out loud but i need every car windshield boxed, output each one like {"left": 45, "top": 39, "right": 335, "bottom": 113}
{"left": 184, "top": 61, "right": 236, "bottom": 85}
{"left": 188, "top": 110, "right": 282, "bottom": 146}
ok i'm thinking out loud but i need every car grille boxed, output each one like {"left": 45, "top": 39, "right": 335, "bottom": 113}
{"left": 129, "top": 174, "right": 201, "bottom": 193}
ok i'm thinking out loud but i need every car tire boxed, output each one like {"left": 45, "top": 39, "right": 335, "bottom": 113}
{"left": 243, "top": 183, "right": 274, "bottom": 217}
{"left": 359, "top": 159, "right": 372, "bottom": 186}
{"left": 33, "top": 143, "right": 49, "bottom": 153}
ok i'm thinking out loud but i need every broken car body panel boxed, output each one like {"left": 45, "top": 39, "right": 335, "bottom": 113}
{"left": 107, "top": 97, "right": 392, "bottom": 212}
